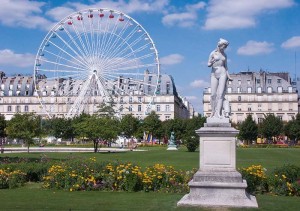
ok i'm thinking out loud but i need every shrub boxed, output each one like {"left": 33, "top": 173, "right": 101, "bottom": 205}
{"left": 0, "top": 168, "right": 26, "bottom": 189}
{"left": 185, "top": 137, "right": 198, "bottom": 152}
{"left": 268, "top": 164, "right": 300, "bottom": 196}
{"left": 239, "top": 165, "right": 268, "bottom": 194}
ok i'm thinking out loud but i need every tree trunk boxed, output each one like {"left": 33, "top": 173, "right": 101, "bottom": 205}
{"left": 27, "top": 142, "right": 30, "bottom": 153}
{"left": 93, "top": 140, "right": 98, "bottom": 153}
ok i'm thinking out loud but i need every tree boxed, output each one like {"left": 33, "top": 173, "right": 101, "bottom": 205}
{"left": 6, "top": 113, "right": 41, "bottom": 153}
{"left": 0, "top": 114, "right": 6, "bottom": 139}
{"left": 49, "top": 117, "right": 75, "bottom": 141}
{"left": 142, "top": 111, "right": 162, "bottom": 143}
{"left": 284, "top": 113, "right": 300, "bottom": 144}
{"left": 96, "top": 100, "right": 117, "bottom": 118}
{"left": 0, "top": 114, "right": 6, "bottom": 148}
{"left": 182, "top": 116, "right": 206, "bottom": 152}
{"left": 119, "top": 114, "right": 140, "bottom": 138}
{"left": 238, "top": 115, "right": 258, "bottom": 145}
{"left": 162, "top": 118, "right": 185, "bottom": 141}
{"left": 259, "top": 114, "right": 283, "bottom": 143}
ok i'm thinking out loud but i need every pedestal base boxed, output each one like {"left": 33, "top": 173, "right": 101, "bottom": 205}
{"left": 177, "top": 170, "right": 258, "bottom": 208}
{"left": 167, "top": 144, "right": 178, "bottom": 150}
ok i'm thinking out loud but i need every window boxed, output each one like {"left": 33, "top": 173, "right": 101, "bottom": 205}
{"left": 267, "top": 87, "right": 272, "bottom": 93}
{"left": 277, "top": 79, "right": 281, "bottom": 83}
{"left": 227, "top": 87, "right": 232, "bottom": 93}
{"left": 257, "top": 87, "right": 262, "bottom": 93}
{"left": 256, "top": 79, "right": 261, "bottom": 84}
{"left": 138, "top": 97, "right": 142, "bottom": 103}
{"left": 148, "top": 76, "right": 152, "bottom": 82}
{"left": 247, "top": 87, "right": 252, "bottom": 93}
{"left": 237, "top": 87, "right": 241, "bottom": 93}
{"left": 138, "top": 105, "right": 142, "bottom": 112}
{"left": 238, "top": 80, "right": 241, "bottom": 85}
{"left": 278, "top": 116, "right": 283, "bottom": 121}
{"left": 238, "top": 96, "right": 241, "bottom": 101}
{"left": 129, "top": 97, "right": 132, "bottom": 103}
{"left": 166, "top": 82, "right": 170, "bottom": 94}
{"left": 165, "top": 105, "right": 170, "bottom": 111}
{"left": 267, "top": 79, "right": 272, "bottom": 84}
{"left": 258, "top": 118, "right": 263, "bottom": 123}
{"left": 248, "top": 107, "right": 251, "bottom": 111}
{"left": 156, "top": 105, "right": 160, "bottom": 112}
{"left": 165, "top": 115, "right": 170, "bottom": 120}
{"left": 7, "top": 106, "right": 12, "bottom": 112}
{"left": 120, "top": 97, "right": 123, "bottom": 103}
{"left": 228, "top": 80, "right": 232, "bottom": 85}
{"left": 129, "top": 105, "right": 133, "bottom": 112}
{"left": 277, "top": 87, "right": 283, "bottom": 93}
{"left": 16, "top": 106, "right": 21, "bottom": 112}
{"left": 247, "top": 80, "right": 251, "bottom": 85}
{"left": 238, "top": 108, "right": 242, "bottom": 111}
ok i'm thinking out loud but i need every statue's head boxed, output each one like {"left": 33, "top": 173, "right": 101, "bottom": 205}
{"left": 217, "top": 38, "right": 229, "bottom": 48}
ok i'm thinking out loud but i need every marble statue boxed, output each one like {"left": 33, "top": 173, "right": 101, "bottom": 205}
{"left": 207, "top": 38, "right": 232, "bottom": 119}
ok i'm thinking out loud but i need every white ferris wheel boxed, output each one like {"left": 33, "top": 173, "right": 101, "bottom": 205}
{"left": 33, "top": 8, "right": 160, "bottom": 119}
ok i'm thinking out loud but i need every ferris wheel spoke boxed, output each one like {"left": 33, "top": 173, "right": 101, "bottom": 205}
{"left": 100, "top": 25, "right": 140, "bottom": 64}
{"left": 47, "top": 40, "right": 90, "bottom": 68}
{"left": 79, "top": 19, "right": 94, "bottom": 61}
{"left": 70, "top": 22, "right": 91, "bottom": 59}
{"left": 106, "top": 63, "right": 157, "bottom": 73}
{"left": 43, "top": 49, "right": 87, "bottom": 70}
{"left": 62, "top": 27, "right": 91, "bottom": 65}
{"left": 98, "top": 17, "right": 113, "bottom": 62}
{"left": 105, "top": 49, "right": 154, "bottom": 69}
{"left": 100, "top": 19, "right": 131, "bottom": 61}
{"left": 39, "top": 59, "right": 87, "bottom": 71}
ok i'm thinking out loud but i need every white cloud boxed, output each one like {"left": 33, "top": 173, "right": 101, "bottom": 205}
{"left": 162, "top": 1, "right": 206, "bottom": 28}
{"left": 281, "top": 36, "right": 300, "bottom": 49}
{"left": 190, "top": 79, "right": 210, "bottom": 88}
{"left": 160, "top": 54, "right": 184, "bottom": 65}
{"left": 0, "top": 49, "right": 35, "bottom": 67}
{"left": 204, "top": 0, "right": 294, "bottom": 30}
{"left": 0, "top": 0, "right": 53, "bottom": 29}
{"left": 46, "top": 0, "right": 170, "bottom": 20}
{"left": 237, "top": 41, "right": 274, "bottom": 55}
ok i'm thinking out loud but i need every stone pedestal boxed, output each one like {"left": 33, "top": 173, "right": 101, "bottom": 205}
{"left": 177, "top": 118, "right": 258, "bottom": 208}
{"left": 167, "top": 144, "right": 178, "bottom": 150}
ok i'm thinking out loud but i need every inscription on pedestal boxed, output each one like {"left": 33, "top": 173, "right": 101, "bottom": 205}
{"left": 203, "top": 140, "right": 231, "bottom": 165}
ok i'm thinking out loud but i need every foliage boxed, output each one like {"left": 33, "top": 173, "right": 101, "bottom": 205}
{"left": 0, "top": 168, "right": 26, "bottom": 189}
{"left": 238, "top": 115, "right": 258, "bottom": 145}
{"left": 48, "top": 117, "right": 75, "bottom": 141}
{"left": 240, "top": 164, "right": 300, "bottom": 197}
{"left": 259, "top": 114, "right": 283, "bottom": 143}
{"left": 42, "top": 158, "right": 195, "bottom": 193}
{"left": 142, "top": 111, "right": 163, "bottom": 139}
{"left": 162, "top": 118, "right": 185, "bottom": 141}
{"left": 6, "top": 113, "right": 42, "bottom": 153}
{"left": 0, "top": 114, "right": 6, "bottom": 138}
{"left": 119, "top": 114, "right": 140, "bottom": 138}
{"left": 284, "top": 113, "right": 300, "bottom": 142}
{"left": 185, "top": 136, "right": 198, "bottom": 152}
{"left": 239, "top": 165, "right": 268, "bottom": 194}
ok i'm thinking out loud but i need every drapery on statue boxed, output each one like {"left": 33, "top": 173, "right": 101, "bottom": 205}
{"left": 207, "top": 38, "right": 232, "bottom": 119}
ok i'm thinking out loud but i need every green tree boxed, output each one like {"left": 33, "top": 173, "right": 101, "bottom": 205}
{"left": 0, "top": 114, "right": 6, "bottom": 138}
{"left": 142, "top": 111, "right": 162, "bottom": 143}
{"left": 97, "top": 100, "right": 117, "bottom": 118}
{"left": 6, "top": 113, "right": 41, "bottom": 153}
{"left": 238, "top": 115, "right": 258, "bottom": 145}
{"left": 49, "top": 117, "right": 75, "bottom": 141}
{"left": 284, "top": 113, "right": 300, "bottom": 144}
{"left": 119, "top": 114, "right": 140, "bottom": 138}
{"left": 162, "top": 118, "right": 185, "bottom": 141}
{"left": 183, "top": 116, "right": 206, "bottom": 152}
{"left": 260, "top": 114, "right": 283, "bottom": 143}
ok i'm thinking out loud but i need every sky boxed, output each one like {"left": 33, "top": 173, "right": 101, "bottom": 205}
{"left": 0, "top": 0, "right": 300, "bottom": 113}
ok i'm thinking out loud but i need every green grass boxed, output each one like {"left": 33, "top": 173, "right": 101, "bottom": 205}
{"left": 1, "top": 147, "right": 300, "bottom": 210}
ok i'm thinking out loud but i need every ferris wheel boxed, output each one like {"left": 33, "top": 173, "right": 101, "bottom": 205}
{"left": 33, "top": 8, "right": 160, "bottom": 118}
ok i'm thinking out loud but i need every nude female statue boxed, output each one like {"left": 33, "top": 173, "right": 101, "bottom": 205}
{"left": 207, "top": 38, "right": 231, "bottom": 118}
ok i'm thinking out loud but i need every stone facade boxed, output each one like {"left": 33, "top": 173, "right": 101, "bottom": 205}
{"left": 203, "top": 71, "right": 298, "bottom": 124}
{"left": 0, "top": 72, "right": 195, "bottom": 121}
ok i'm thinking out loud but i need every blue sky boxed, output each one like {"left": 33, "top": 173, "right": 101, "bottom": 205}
{"left": 0, "top": 0, "right": 300, "bottom": 113}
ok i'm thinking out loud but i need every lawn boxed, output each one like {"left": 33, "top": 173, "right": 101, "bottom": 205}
{"left": 1, "top": 146, "right": 300, "bottom": 210}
